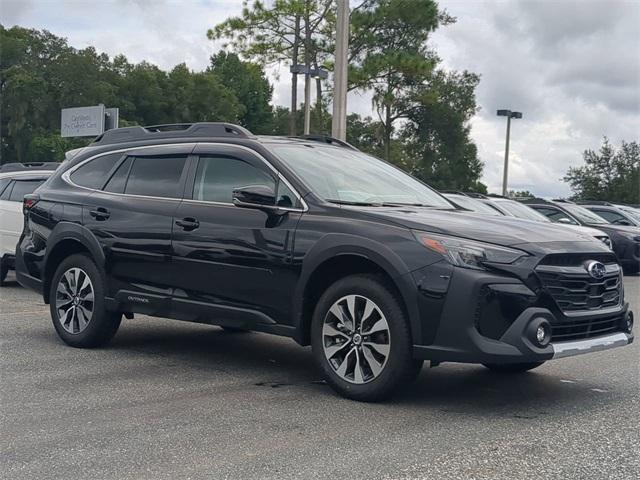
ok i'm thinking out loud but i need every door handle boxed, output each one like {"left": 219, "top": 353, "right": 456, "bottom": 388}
{"left": 175, "top": 217, "right": 199, "bottom": 231}
{"left": 89, "top": 207, "right": 110, "bottom": 220}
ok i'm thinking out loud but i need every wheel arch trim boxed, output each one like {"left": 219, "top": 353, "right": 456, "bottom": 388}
{"left": 292, "top": 233, "right": 420, "bottom": 345}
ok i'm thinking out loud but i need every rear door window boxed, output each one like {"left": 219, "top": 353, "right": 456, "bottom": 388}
{"left": 124, "top": 156, "right": 187, "bottom": 199}
{"left": 103, "top": 157, "right": 133, "bottom": 194}
{"left": 0, "top": 181, "right": 13, "bottom": 200}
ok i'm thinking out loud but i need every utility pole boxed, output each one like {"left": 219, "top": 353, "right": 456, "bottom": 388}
{"left": 332, "top": 0, "right": 349, "bottom": 140}
{"left": 497, "top": 109, "right": 522, "bottom": 196}
{"left": 303, "top": 2, "right": 312, "bottom": 135}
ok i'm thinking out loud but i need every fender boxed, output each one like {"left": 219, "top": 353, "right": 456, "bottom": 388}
{"left": 42, "top": 222, "right": 106, "bottom": 302}
{"left": 291, "top": 233, "right": 421, "bottom": 345}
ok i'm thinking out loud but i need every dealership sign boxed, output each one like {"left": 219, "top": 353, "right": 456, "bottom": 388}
{"left": 61, "top": 105, "right": 119, "bottom": 137}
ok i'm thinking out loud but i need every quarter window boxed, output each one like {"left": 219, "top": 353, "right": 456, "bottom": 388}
{"left": 70, "top": 153, "right": 123, "bottom": 189}
{"left": 0, "top": 178, "right": 11, "bottom": 196}
{"left": 124, "top": 156, "right": 187, "bottom": 198}
{"left": 193, "top": 155, "right": 275, "bottom": 203}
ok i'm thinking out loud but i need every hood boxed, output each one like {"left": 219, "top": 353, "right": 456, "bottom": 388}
{"left": 354, "top": 207, "right": 605, "bottom": 248}
{"left": 562, "top": 224, "right": 608, "bottom": 237}
{"left": 586, "top": 223, "right": 640, "bottom": 235}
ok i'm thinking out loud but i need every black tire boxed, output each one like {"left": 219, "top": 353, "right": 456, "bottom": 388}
{"left": 311, "top": 274, "right": 415, "bottom": 402}
{"left": 482, "top": 362, "right": 545, "bottom": 373}
{"left": 49, "top": 253, "right": 121, "bottom": 348}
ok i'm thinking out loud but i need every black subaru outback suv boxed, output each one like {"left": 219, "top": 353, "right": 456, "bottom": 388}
{"left": 16, "top": 123, "right": 634, "bottom": 401}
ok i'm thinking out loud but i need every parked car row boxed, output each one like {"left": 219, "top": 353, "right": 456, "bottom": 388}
{"left": 442, "top": 192, "right": 640, "bottom": 274}
{"left": 3, "top": 123, "right": 637, "bottom": 401}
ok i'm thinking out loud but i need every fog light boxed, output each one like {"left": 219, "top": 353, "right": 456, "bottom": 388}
{"left": 624, "top": 312, "right": 634, "bottom": 333}
{"left": 528, "top": 319, "right": 551, "bottom": 347}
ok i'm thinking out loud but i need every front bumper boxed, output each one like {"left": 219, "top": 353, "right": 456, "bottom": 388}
{"left": 410, "top": 264, "right": 634, "bottom": 364}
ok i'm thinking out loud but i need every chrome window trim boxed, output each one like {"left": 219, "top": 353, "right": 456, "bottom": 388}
{"left": 62, "top": 142, "right": 308, "bottom": 212}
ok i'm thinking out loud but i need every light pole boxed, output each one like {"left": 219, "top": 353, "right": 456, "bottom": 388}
{"left": 497, "top": 109, "right": 522, "bottom": 196}
{"left": 332, "top": 0, "right": 349, "bottom": 140}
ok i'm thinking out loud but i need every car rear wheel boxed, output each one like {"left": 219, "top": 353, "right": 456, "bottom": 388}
{"left": 49, "top": 254, "right": 121, "bottom": 348}
{"left": 482, "top": 361, "right": 545, "bottom": 373}
{"left": 311, "top": 274, "right": 415, "bottom": 402}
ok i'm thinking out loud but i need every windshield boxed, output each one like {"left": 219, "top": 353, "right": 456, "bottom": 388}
{"left": 445, "top": 194, "right": 501, "bottom": 215}
{"left": 618, "top": 206, "right": 640, "bottom": 222}
{"left": 494, "top": 200, "right": 551, "bottom": 222}
{"left": 269, "top": 143, "right": 454, "bottom": 208}
{"left": 562, "top": 204, "right": 608, "bottom": 224}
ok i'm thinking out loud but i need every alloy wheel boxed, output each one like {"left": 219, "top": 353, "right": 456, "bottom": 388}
{"left": 322, "top": 294, "right": 391, "bottom": 384}
{"left": 55, "top": 267, "right": 94, "bottom": 334}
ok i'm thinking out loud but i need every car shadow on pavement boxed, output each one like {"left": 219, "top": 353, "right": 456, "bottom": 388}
{"left": 82, "top": 319, "right": 623, "bottom": 415}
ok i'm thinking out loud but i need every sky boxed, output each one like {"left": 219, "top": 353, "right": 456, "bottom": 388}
{"left": 2, "top": 0, "right": 639, "bottom": 197}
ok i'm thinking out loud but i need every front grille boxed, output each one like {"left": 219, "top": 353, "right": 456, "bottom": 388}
{"left": 536, "top": 262, "right": 622, "bottom": 313}
{"left": 550, "top": 315, "right": 622, "bottom": 342}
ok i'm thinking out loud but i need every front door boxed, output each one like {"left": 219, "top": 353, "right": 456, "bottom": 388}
{"left": 170, "top": 144, "right": 303, "bottom": 327}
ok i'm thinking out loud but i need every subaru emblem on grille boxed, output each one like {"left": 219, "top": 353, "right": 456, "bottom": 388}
{"left": 586, "top": 260, "right": 606, "bottom": 279}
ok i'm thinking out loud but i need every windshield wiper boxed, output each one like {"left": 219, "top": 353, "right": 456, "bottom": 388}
{"left": 327, "top": 199, "right": 382, "bottom": 207}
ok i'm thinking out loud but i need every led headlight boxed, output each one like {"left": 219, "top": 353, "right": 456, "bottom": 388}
{"left": 413, "top": 231, "right": 527, "bottom": 270}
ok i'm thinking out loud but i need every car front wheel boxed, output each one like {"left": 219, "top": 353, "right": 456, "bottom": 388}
{"left": 311, "top": 274, "right": 415, "bottom": 402}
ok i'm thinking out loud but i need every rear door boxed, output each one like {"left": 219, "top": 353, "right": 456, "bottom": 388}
{"left": 80, "top": 145, "right": 193, "bottom": 305}
{"left": 170, "top": 144, "right": 304, "bottom": 327}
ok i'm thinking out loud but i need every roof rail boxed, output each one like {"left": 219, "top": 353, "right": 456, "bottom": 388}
{"left": 92, "top": 122, "right": 254, "bottom": 146}
{"left": 575, "top": 200, "right": 614, "bottom": 206}
{"left": 552, "top": 198, "right": 575, "bottom": 204}
{"left": 463, "top": 192, "right": 489, "bottom": 199}
{"left": 291, "top": 134, "right": 359, "bottom": 150}
{"left": 0, "top": 162, "right": 60, "bottom": 172}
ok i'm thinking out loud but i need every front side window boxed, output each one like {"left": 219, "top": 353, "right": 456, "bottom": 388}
{"left": 193, "top": 155, "right": 276, "bottom": 204}
{"left": 495, "top": 200, "right": 551, "bottom": 222}
{"left": 268, "top": 143, "right": 453, "bottom": 208}
{"left": 70, "top": 153, "right": 123, "bottom": 189}
{"left": 591, "top": 209, "right": 636, "bottom": 226}
{"left": 535, "top": 206, "right": 579, "bottom": 225}
{"left": 124, "top": 156, "right": 187, "bottom": 198}
{"left": 9, "top": 179, "right": 45, "bottom": 202}
{"left": 562, "top": 204, "right": 608, "bottom": 224}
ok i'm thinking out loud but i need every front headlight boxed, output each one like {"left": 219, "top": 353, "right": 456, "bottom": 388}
{"left": 413, "top": 231, "right": 527, "bottom": 270}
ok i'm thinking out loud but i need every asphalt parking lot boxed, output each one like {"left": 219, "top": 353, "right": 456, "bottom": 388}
{"left": 1, "top": 272, "right": 638, "bottom": 480}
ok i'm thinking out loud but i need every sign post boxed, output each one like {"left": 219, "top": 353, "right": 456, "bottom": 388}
{"left": 61, "top": 105, "right": 119, "bottom": 138}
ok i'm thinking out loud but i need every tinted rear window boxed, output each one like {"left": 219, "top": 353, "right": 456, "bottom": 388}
{"left": 9, "top": 179, "right": 45, "bottom": 202}
{"left": 70, "top": 153, "right": 123, "bottom": 189}
{"left": 124, "top": 156, "right": 187, "bottom": 198}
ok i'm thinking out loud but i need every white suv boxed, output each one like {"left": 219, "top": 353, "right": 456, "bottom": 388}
{"left": 0, "top": 164, "right": 57, "bottom": 284}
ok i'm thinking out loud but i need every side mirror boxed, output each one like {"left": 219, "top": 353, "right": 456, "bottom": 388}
{"left": 615, "top": 219, "right": 632, "bottom": 226}
{"left": 232, "top": 185, "right": 278, "bottom": 212}
{"left": 557, "top": 217, "right": 573, "bottom": 224}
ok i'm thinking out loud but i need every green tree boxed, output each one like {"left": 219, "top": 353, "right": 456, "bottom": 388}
{"left": 564, "top": 138, "right": 640, "bottom": 204}
{"left": 402, "top": 70, "right": 483, "bottom": 191}
{"left": 209, "top": 0, "right": 331, "bottom": 135}
{"left": 208, "top": 52, "right": 273, "bottom": 133}
{"left": 348, "top": 0, "right": 454, "bottom": 160}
